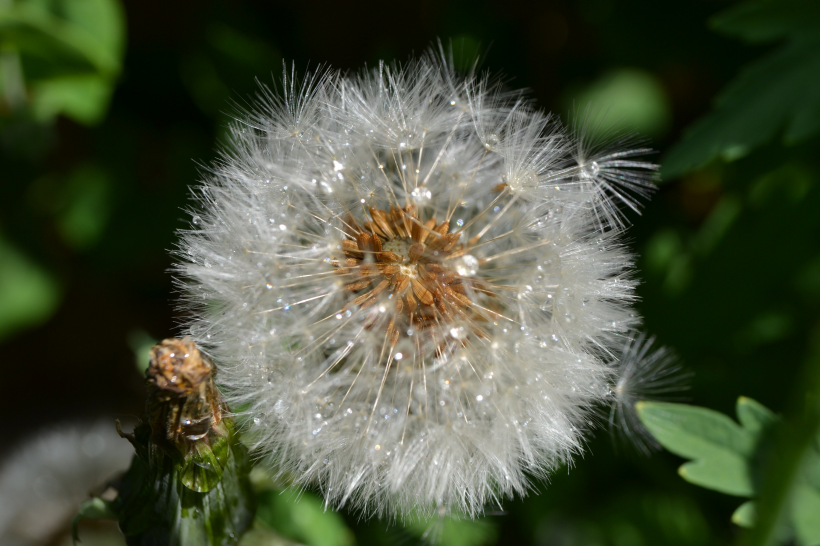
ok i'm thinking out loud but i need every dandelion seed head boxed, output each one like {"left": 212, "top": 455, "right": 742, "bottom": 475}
{"left": 175, "top": 48, "right": 657, "bottom": 519}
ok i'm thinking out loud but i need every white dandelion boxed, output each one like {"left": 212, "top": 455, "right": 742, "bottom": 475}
{"left": 175, "top": 49, "right": 658, "bottom": 519}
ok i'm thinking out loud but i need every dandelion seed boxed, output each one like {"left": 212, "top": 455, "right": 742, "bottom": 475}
{"left": 608, "top": 333, "right": 691, "bottom": 455}
{"left": 175, "top": 47, "right": 657, "bottom": 519}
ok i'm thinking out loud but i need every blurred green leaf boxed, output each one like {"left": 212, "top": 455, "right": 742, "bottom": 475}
{"left": 568, "top": 68, "right": 671, "bottom": 139}
{"left": 55, "top": 163, "right": 112, "bottom": 249}
{"left": 0, "top": 0, "right": 125, "bottom": 124}
{"left": 636, "top": 401, "right": 756, "bottom": 495}
{"left": 662, "top": 0, "right": 820, "bottom": 178}
{"left": 691, "top": 195, "right": 741, "bottom": 254}
{"left": 256, "top": 489, "right": 354, "bottom": 546}
{"left": 30, "top": 73, "right": 113, "bottom": 124}
{"left": 128, "top": 328, "right": 158, "bottom": 374}
{"left": 732, "top": 501, "right": 757, "bottom": 528}
{"left": 735, "top": 311, "right": 794, "bottom": 349}
{"left": 449, "top": 34, "right": 481, "bottom": 72}
{"left": 0, "top": 0, "right": 124, "bottom": 75}
{"left": 405, "top": 514, "right": 498, "bottom": 546}
{"left": 0, "top": 235, "right": 60, "bottom": 340}
{"left": 748, "top": 162, "right": 814, "bottom": 207}
{"left": 792, "top": 483, "right": 820, "bottom": 545}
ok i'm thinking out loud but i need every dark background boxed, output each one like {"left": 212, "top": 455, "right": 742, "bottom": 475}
{"left": 2, "top": 1, "right": 818, "bottom": 544}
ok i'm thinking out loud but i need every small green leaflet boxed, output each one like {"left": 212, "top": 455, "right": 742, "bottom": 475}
{"left": 661, "top": 0, "right": 820, "bottom": 178}
{"left": 635, "top": 399, "right": 760, "bottom": 496}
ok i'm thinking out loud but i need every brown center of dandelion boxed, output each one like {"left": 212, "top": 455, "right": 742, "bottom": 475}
{"left": 333, "top": 202, "right": 495, "bottom": 348}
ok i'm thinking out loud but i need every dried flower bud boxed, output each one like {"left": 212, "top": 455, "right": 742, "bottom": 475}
{"left": 114, "top": 338, "right": 254, "bottom": 545}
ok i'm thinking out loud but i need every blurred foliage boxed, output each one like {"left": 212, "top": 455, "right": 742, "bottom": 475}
{"left": 0, "top": 0, "right": 126, "bottom": 124}
{"left": 0, "top": 233, "right": 60, "bottom": 339}
{"left": 2, "top": 0, "right": 820, "bottom": 544}
{"left": 662, "top": 0, "right": 820, "bottom": 176}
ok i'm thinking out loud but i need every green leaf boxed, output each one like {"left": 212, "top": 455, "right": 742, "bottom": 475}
{"left": 737, "top": 396, "right": 780, "bottom": 434}
{"left": 0, "top": 0, "right": 124, "bottom": 75}
{"left": 30, "top": 74, "right": 116, "bottom": 125}
{"left": 636, "top": 401, "right": 756, "bottom": 496}
{"left": 792, "top": 483, "right": 820, "bottom": 545}
{"left": 0, "top": 0, "right": 125, "bottom": 124}
{"left": 732, "top": 500, "right": 757, "bottom": 528}
{"left": 72, "top": 497, "right": 117, "bottom": 544}
{"left": 256, "top": 489, "right": 354, "bottom": 546}
{"left": 662, "top": 37, "right": 820, "bottom": 178}
{"left": 0, "top": 236, "right": 61, "bottom": 340}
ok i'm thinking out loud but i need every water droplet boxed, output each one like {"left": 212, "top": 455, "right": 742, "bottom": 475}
{"left": 453, "top": 255, "right": 479, "bottom": 277}
{"left": 449, "top": 326, "right": 467, "bottom": 339}
{"left": 508, "top": 169, "right": 539, "bottom": 192}
{"left": 582, "top": 161, "right": 600, "bottom": 178}
{"left": 484, "top": 133, "right": 500, "bottom": 149}
{"left": 411, "top": 186, "right": 432, "bottom": 203}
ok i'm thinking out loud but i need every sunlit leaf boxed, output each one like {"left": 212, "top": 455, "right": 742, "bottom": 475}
{"left": 636, "top": 401, "right": 756, "bottom": 495}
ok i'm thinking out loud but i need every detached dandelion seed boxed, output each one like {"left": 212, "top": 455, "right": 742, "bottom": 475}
{"left": 176, "top": 48, "right": 658, "bottom": 519}
{"left": 609, "top": 333, "right": 690, "bottom": 455}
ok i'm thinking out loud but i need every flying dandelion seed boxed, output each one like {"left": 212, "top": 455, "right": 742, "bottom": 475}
{"left": 609, "top": 333, "right": 691, "bottom": 455}
{"left": 175, "top": 47, "right": 658, "bottom": 519}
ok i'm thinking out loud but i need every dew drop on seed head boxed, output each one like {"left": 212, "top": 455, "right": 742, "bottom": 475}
{"left": 453, "top": 255, "right": 479, "bottom": 277}
{"left": 581, "top": 161, "right": 600, "bottom": 178}
{"left": 508, "top": 169, "right": 539, "bottom": 192}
